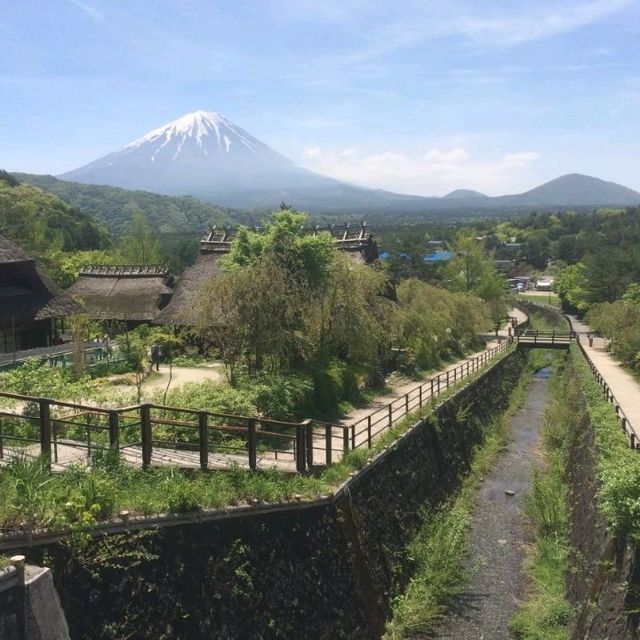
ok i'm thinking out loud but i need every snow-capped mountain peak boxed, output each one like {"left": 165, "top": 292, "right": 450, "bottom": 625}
{"left": 59, "top": 109, "right": 325, "bottom": 197}
{"left": 122, "top": 110, "right": 262, "bottom": 158}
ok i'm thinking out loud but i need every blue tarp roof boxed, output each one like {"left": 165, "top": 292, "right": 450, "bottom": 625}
{"left": 378, "top": 250, "right": 454, "bottom": 262}
{"left": 423, "top": 250, "right": 454, "bottom": 262}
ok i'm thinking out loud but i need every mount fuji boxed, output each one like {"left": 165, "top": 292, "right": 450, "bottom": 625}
{"left": 60, "top": 110, "right": 353, "bottom": 207}
{"left": 59, "top": 110, "right": 640, "bottom": 214}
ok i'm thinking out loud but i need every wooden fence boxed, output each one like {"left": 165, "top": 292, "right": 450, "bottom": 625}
{"left": 0, "top": 330, "right": 522, "bottom": 474}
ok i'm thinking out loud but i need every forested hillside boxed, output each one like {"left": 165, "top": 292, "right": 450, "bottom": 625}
{"left": 14, "top": 172, "right": 249, "bottom": 234}
{"left": 0, "top": 170, "right": 110, "bottom": 253}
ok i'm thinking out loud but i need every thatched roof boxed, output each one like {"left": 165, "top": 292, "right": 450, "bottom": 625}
{"left": 199, "top": 222, "right": 379, "bottom": 262}
{"left": 0, "top": 234, "right": 33, "bottom": 264}
{"left": 0, "top": 233, "right": 85, "bottom": 323}
{"left": 321, "top": 223, "right": 379, "bottom": 263}
{"left": 154, "top": 253, "right": 223, "bottom": 325}
{"left": 68, "top": 265, "right": 173, "bottom": 322}
{"left": 154, "top": 222, "right": 379, "bottom": 326}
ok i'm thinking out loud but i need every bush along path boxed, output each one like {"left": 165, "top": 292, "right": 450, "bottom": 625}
{"left": 385, "top": 355, "right": 554, "bottom": 640}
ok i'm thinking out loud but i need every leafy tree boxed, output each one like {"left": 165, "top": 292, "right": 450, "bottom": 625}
{"left": 191, "top": 211, "right": 398, "bottom": 386}
{"left": 444, "top": 230, "right": 507, "bottom": 324}
{"left": 119, "top": 212, "right": 161, "bottom": 265}
{"left": 555, "top": 262, "right": 589, "bottom": 313}
{"left": 622, "top": 283, "right": 640, "bottom": 309}
{"left": 397, "top": 280, "right": 489, "bottom": 370}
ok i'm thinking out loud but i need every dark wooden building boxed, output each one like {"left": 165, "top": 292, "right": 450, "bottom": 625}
{"left": 0, "top": 233, "right": 84, "bottom": 353}
{"left": 68, "top": 265, "right": 174, "bottom": 327}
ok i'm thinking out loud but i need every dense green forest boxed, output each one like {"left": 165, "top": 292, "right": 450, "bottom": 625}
{"left": 0, "top": 170, "right": 110, "bottom": 253}
{"left": 14, "top": 172, "right": 251, "bottom": 234}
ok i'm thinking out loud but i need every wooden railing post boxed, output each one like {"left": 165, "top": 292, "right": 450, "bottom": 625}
{"left": 86, "top": 422, "right": 92, "bottom": 460}
{"left": 367, "top": 414, "right": 372, "bottom": 448}
{"left": 296, "top": 423, "right": 306, "bottom": 473}
{"left": 108, "top": 410, "right": 119, "bottom": 450}
{"left": 53, "top": 421, "right": 58, "bottom": 463}
{"left": 199, "top": 412, "right": 209, "bottom": 470}
{"left": 247, "top": 417, "right": 257, "bottom": 471}
{"left": 140, "top": 404, "right": 152, "bottom": 469}
{"left": 305, "top": 419, "right": 314, "bottom": 468}
{"left": 39, "top": 399, "right": 51, "bottom": 470}
{"left": 325, "top": 424, "right": 332, "bottom": 466}
{"left": 343, "top": 426, "right": 349, "bottom": 456}
{"left": 419, "top": 385, "right": 423, "bottom": 407}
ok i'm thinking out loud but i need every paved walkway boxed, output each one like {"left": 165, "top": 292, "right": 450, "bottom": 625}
{"left": 567, "top": 314, "right": 640, "bottom": 440}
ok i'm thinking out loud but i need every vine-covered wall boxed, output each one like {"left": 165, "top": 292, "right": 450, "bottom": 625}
{"left": 566, "top": 378, "right": 640, "bottom": 640}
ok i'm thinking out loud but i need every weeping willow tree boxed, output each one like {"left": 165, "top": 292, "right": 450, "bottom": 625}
{"left": 191, "top": 211, "right": 399, "bottom": 383}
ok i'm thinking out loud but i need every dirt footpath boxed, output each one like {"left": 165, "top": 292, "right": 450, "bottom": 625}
{"left": 431, "top": 367, "right": 551, "bottom": 640}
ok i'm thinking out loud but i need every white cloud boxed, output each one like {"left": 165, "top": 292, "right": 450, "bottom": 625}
{"left": 452, "top": 0, "right": 633, "bottom": 46}
{"left": 67, "top": 0, "right": 103, "bottom": 21}
{"left": 301, "top": 145, "right": 541, "bottom": 196}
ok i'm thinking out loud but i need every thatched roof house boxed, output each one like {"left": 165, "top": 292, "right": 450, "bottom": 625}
{"left": 68, "top": 265, "right": 173, "bottom": 325}
{"left": 154, "top": 223, "right": 379, "bottom": 326}
{"left": 154, "top": 233, "right": 226, "bottom": 325}
{"left": 0, "top": 233, "right": 84, "bottom": 353}
{"left": 321, "top": 222, "right": 379, "bottom": 263}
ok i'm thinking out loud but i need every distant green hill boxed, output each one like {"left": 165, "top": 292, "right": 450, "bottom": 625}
{"left": 14, "top": 173, "right": 248, "bottom": 234}
{"left": 0, "top": 170, "right": 110, "bottom": 254}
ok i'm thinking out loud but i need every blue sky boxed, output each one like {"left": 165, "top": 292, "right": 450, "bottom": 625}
{"left": 2, "top": 0, "right": 640, "bottom": 196}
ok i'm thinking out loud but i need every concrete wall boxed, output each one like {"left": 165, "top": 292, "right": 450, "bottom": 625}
{"left": 0, "top": 564, "right": 70, "bottom": 640}
{"left": 23, "top": 350, "right": 528, "bottom": 640}
{"left": 0, "top": 566, "right": 23, "bottom": 640}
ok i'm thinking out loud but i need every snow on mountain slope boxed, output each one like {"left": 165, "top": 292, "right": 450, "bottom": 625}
{"left": 60, "top": 110, "right": 337, "bottom": 197}
{"left": 122, "top": 111, "right": 274, "bottom": 160}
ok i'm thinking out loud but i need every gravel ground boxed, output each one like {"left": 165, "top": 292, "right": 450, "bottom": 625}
{"left": 429, "top": 368, "right": 551, "bottom": 640}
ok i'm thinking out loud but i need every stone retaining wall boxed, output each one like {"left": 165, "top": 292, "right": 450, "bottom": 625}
{"left": 567, "top": 385, "right": 640, "bottom": 639}
{"left": 23, "top": 350, "right": 528, "bottom": 640}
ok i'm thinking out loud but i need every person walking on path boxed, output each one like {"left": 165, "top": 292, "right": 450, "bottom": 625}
{"left": 150, "top": 343, "right": 162, "bottom": 372}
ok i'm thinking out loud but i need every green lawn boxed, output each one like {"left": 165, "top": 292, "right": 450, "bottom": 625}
{"left": 519, "top": 292, "right": 560, "bottom": 307}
